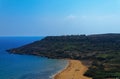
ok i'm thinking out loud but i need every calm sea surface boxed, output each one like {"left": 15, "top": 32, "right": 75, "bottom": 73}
{"left": 0, "top": 37, "right": 68, "bottom": 79}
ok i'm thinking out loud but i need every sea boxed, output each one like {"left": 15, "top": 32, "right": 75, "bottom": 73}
{"left": 0, "top": 37, "right": 68, "bottom": 79}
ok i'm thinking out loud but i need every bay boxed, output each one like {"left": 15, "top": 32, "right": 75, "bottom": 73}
{"left": 0, "top": 37, "right": 67, "bottom": 79}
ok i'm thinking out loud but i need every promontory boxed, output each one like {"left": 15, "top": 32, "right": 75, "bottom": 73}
{"left": 7, "top": 33, "right": 120, "bottom": 79}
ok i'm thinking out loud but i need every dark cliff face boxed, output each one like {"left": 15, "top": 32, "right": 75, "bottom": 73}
{"left": 7, "top": 33, "right": 120, "bottom": 59}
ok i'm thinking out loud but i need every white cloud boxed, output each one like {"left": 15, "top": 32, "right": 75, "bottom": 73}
{"left": 65, "top": 14, "right": 77, "bottom": 20}
{"left": 80, "top": 15, "right": 119, "bottom": 22}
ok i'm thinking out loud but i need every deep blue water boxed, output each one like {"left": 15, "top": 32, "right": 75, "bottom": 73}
{"left": 0, "top": 37, "right": 68, "bottom": 79}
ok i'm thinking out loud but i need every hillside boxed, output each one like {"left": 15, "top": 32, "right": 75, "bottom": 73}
{"left": 7, "top": 33, "right": 120, "bottom": 79}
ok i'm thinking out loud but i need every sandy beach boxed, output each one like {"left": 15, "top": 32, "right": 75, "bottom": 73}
{"left": 54, "top": 60, "right": 92, "bottom": 79}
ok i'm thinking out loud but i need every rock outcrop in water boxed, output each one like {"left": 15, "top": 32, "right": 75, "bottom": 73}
{"left": 7, "top": 33, "right": 120, "bottom": 79}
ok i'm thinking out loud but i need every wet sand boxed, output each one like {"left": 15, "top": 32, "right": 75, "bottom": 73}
{"left": 54, "top": 60, "right": 92, "bottom": 79}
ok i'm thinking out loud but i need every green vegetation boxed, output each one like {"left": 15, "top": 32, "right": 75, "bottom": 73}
{"left": 7, "top": 34, "right": 120, "bottom": 79}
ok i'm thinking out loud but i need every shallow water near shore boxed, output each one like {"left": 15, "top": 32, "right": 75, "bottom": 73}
{"left": 0, "top": 37, "right": 68, "bottom": 79}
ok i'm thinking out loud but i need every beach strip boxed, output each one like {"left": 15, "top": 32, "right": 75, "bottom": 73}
{"left": 54, "top": 60, "right": 92, "bottom": 79}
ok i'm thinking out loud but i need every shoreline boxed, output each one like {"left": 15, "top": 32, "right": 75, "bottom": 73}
{"left": 50, "top": 60, "right": 69, "bottom": 79}
{"left": 53, "top": 60, "right": 92, "bottom": 79}
{"left": 51, "top": 60, "right": 69, "bottom": 79}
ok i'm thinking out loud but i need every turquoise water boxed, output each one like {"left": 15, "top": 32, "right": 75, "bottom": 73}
{"left": 0, "top": 37, "right": 68, "bottom": 79}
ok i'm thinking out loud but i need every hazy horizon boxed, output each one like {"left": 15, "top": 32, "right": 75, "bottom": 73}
{"left": 0, "top": 0, "right": 120, "bottom": 36}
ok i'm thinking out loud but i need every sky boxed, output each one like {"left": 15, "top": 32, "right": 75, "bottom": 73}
{"left": 0, "top": 0, "right": 120, "bottom": 36}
